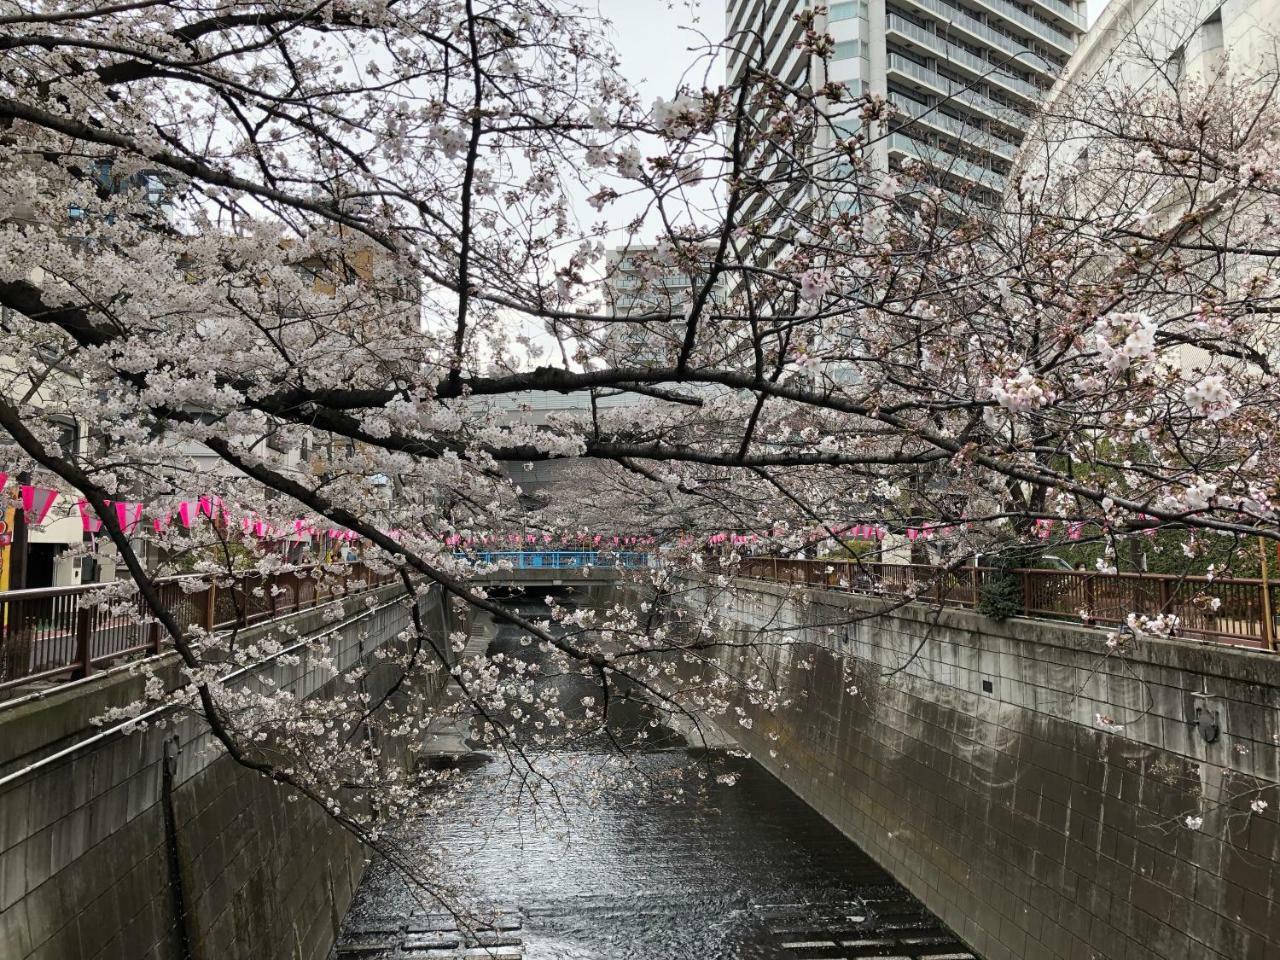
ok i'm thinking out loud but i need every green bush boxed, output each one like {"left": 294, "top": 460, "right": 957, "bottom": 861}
{"left": 978, "top": 546, "right": 1033, "bottom": 620}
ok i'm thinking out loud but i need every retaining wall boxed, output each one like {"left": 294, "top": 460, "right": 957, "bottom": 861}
{"left": 681, "top": 577, "right": 1280, "bottom": 960}
{"left": 0, "top": 585, "right": 451, "bottom": 960}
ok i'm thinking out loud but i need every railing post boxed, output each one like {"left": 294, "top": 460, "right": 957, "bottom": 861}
{"left": 1265, "top": 583, "right": 1277, "bottom": 652}
{"left": 1260, "top": 537, "right": 1276, "bottom": 652}
{"left": 1022, "top": 569, "right": 1032, "bottom": 616}
{"left": 71, "top": 606, "right": 93, "bottom": 680}
{"left": 202, "top": 584, "right": 217, "bottom": 631}
{"left": 148, "top": 619, "right": 162, "bottom": 655}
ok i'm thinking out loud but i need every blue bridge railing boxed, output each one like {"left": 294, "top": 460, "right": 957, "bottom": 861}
{"left": 465, "top": 550, "right": 652, "bottom": 570}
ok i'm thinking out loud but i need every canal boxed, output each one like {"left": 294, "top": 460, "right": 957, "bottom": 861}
{"left": 334, "top": 599, "right": 974, "bottom": 960}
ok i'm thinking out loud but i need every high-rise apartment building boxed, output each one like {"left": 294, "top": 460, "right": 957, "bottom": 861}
{"left": 602, "top": 243, "right": 729, "bottom": 366}
{"left": 726, "top": 0, "right": 1085, "bottom": 203}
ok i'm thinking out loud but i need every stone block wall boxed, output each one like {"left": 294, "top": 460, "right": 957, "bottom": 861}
{"left": 681, "top": 577, "right": 1280, "bottom": 960}
{"left": 0, "top": 586, "right": 451, "bottom": 960}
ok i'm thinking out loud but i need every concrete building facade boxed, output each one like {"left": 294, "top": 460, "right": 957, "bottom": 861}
{"left": 1008, "top": 0, "right": 1280, "bottom": 379}
{"left": 1046, "top": 0, "right": 1280, "bottom": 96}
{"left": 1015, "top": 0, "right": 1280, "bottom": 183}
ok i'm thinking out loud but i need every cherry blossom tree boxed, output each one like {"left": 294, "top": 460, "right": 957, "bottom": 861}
{"left": 3, "top": 0, "right": 1280, "bottom": 902}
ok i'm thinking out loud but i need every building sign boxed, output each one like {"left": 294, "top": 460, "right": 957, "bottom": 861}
{"left": 0, "top": 506, "right": 12, "bottom": 593}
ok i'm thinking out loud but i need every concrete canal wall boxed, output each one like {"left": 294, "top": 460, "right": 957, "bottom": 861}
{"left": 681, "top": 576, "right": 1280, "bottom": 960}
{"left": 0, "top": 586, "right": 453, "bottom": 960}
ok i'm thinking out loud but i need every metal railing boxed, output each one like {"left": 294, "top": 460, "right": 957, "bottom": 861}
{"left": 889, "top": 93, "right": 1019, "bottom": 160}
{"left": 965, "top": 0, "right": 1078, "bottom": 53}
{"left": 1026, "top": 0, "right": 1085, "bottom": 30}
{"left": 735, "top": 557, "right": 1280, "bottom": 650}
{"left": 886, "top": 54, "right": 1027, "bottom": 129}
{"left": 0, "top": 563, "right": 393, "bottom": 693}
{"left": 887, "top": 133, "right": 1007, "bottom": 190}
{"left": 469, "top": 550, "right": 653, "bottom": 570}
{"left": 887, "top": 20, "right": 1045, "bottom": 102}
{"left": 899, "top": 0, "right": 1060, "bottom": 76}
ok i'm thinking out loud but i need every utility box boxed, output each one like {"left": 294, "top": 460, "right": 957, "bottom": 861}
{"left": 98, "top": 555, "right": 118, "bottom": 582}
{"left": 52, "top": 553, "right": 83, "bottom": 587}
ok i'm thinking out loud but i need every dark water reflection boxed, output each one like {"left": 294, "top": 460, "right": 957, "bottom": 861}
{"left": 337, "top": 603, "right": 972, "bottom": 959}
{"left": 338, "top": 746, "right": 972, "bottom": 959}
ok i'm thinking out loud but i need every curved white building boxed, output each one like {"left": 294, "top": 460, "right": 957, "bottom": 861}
{"left": 1059, "top": 0, "right": 1280, "bottom": 93}
{"left": 1014, "top": 0, "right": 1280, "bottom": 182}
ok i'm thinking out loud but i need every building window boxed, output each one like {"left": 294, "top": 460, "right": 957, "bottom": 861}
{"left": 50, "top": 415, "right": 79, "bottom": 457}
{"left": 834, "top": 39, "right": 863, "bottom": 60}
{"left": 830, "top": 1, "right": 868, "bottom": 20}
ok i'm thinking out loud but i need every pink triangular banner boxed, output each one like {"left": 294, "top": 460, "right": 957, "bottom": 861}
{"left": 77, "top": 499, "right": 104, "bottom": 533}
{"left": 20, "top": 485, "right": 58, "bottom": 526}
{"left": 114, "top": 501, "right": 143, "bottom": 535}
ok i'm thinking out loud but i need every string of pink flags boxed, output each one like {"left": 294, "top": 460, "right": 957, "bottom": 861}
{"left": 0, "top": 472, "right": 1165, "bottom": 551}
{"left": 0, "top": 480, "right": 368, "bottom": 543}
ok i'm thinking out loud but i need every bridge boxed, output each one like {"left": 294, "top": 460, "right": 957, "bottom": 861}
{"left": 464, "top": 550, "right": 652, "bottom": 601}
{"left": 468, "top": 549, "right": 651, "bottom": 570}
{"left": 2, "top": 552, "right": 1279, "bottom": 960}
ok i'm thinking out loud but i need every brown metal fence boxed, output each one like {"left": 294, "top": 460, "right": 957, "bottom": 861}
{"left": 0, "top": 563, "right": 393, "bottom": 692}
{"left": 736, "top": 557, "right": 1279, "bottom": 650}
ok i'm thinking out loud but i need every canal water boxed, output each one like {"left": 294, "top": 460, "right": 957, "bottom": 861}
{"left": 334, "top": 601, "right": 973, "bottom": 960}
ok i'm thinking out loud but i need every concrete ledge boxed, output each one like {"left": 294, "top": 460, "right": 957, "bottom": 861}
{"left": 726, "top": 574, "right": 1280, "bottom": 688}
{"left": 0, "top": 584, "right": 447, "bottom": 960}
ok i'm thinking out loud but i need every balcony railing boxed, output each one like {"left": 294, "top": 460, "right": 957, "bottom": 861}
{"left": 898, "top": 0, "right": 1061, "bottom": 76}
{"left": 887, "top": 17, "right": 1044, "bottom": 102}
{"left": 887, "top": 133, "right": 1007, "bottom": 190}
{"left": 889, "top": 14, "right": 987, "bottom": 74}
{"left": 889, "top": 93, "right": 1019, "bottom": 160}
{"left": 990, "top": 66, "right": 1043, "bottom": 102}
{"left": 966, "top": 0, "right": 1078, "bottom": 54}
{"left": 1026, "top": 0, "right": 1085, "bottom": 30}
{"left": 886, "top": 53, "right": 1028, "bottom": 129}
